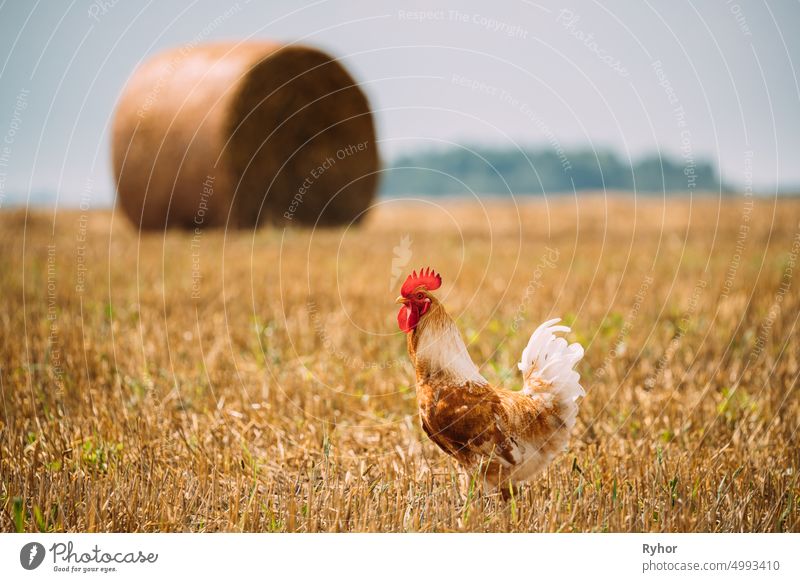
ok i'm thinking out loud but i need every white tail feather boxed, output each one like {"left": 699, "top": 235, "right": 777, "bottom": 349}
{"left": 518, "top": 318, "right": 585, "bottom": 406}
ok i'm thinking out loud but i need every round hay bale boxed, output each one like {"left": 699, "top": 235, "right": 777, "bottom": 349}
{"left": 112, "top": 42, "right": 378, "bottom": 230}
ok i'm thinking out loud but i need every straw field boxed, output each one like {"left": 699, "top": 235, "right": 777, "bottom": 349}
{"left": 1, "top": 196, "right": 798, "bottom": 532}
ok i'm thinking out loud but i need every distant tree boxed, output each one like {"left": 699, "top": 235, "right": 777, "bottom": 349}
{"left": 380, "top": 146, "right": 723, "bottom": 196}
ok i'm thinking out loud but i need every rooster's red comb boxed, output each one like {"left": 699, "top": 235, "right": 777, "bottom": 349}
{"left": 401, "top": 267, "right": 442, "bottom": 297}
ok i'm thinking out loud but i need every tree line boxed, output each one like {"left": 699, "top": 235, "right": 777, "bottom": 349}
{"left": 379, "top": 147, "right": 724, "bottom": 196}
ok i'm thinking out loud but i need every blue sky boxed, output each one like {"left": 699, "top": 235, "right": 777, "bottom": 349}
{"left": 0, "top": 0, "right": 798, "bottom": 205}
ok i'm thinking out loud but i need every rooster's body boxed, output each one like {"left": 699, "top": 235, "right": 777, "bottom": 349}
{"left": 397, "top": 268, "right": 584, "bottom": 492}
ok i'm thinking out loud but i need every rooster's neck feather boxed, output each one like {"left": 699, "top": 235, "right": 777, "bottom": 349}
{"left": 409, "top": 301, "right": 487, "bottom": 386}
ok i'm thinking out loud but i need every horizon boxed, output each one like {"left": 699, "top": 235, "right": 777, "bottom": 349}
{"left": 2, "top": 144, "right": 793, "bottom": 209}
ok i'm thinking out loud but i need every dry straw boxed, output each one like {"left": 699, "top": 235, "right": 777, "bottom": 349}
{"left": 112, "top": 42, "right": 378, "bottom": 230}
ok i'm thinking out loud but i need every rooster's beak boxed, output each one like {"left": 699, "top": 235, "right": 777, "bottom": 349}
{"left": 395, "top": 296, "right": 408, "bottom": 305}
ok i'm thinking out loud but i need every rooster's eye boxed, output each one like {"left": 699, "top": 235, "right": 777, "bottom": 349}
{"left": 415, "top": 292, "right": 424, "bottom": 300}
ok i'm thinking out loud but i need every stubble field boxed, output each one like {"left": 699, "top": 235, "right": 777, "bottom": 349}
{"left": 1, "top": 195, "right": 798, "bottom": 532}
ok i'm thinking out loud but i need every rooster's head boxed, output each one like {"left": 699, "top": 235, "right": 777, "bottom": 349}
{"left": 395, "top": 267, "right": 442, "bottom": 333}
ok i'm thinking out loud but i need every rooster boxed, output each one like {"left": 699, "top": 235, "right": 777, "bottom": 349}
{"left": 396, "top": 267, "right": 585, "bottom": 495}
